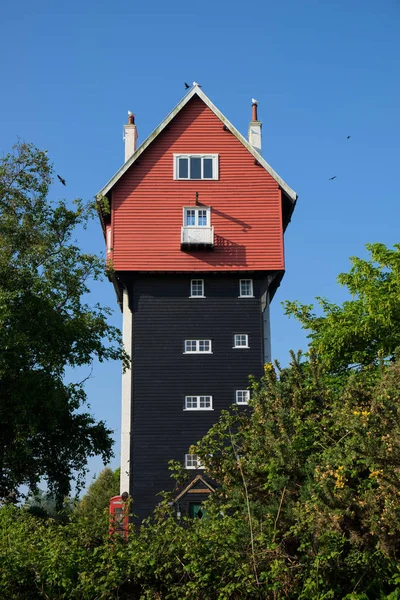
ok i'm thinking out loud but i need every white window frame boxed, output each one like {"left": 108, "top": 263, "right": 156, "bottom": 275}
{"left": 239, "top": 279, "right": 254, "bottom": 297}
{"left": 236, "top": 390, "right": 250, "bottom": 405}
{"left": 183, "top": 206, "right": 211, "bottom": 227}
{"left": 174, "top": 154, "right": 219, "bottom": 180}
{"left": 185, "top": 454, "right": 204, "bottom": 469}
{"left": 184, "top": 340, "right": 212, "bottom": 354}
{"left": 190, "top": 279, "right": 205, "bottom": 298}
{"left": 233, "top": 334, "right": 249, "bottom": 348}
{"left": 184, "top": 396, "right": 213, "bottom": 410}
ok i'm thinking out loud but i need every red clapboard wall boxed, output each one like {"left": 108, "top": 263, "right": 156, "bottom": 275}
{"left": 110, "top": 95, "right": 284, "bottom": 272}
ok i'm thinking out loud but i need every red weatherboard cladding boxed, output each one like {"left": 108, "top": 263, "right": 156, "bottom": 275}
{"left": 111, "top": 96, "right": 284, "bottom": 272}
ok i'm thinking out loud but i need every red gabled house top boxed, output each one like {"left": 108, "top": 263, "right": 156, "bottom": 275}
{"left": 97, "top": 87, "right": 297, "bottom": 273}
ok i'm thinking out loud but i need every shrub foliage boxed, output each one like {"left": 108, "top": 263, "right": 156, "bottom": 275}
{"left": 2, "top": 352, "right": 400, "bottom": 598}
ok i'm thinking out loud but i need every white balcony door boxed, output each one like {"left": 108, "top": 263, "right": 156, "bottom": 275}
{"left": 184, "top": 207, "right": 210, "bottom": 227}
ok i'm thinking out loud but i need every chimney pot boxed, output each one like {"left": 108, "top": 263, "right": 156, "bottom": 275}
{"left": 124, "top": 112, "right": 138, "bottom": 162}
{"left": 248, "top": 100, "right": 262, "bottom": 154}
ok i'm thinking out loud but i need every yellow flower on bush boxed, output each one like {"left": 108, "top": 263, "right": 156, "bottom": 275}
{"left": 369, "top": 470, "right": 382, "bottom": 479}
{"left": 334, "top": 465, "right": 346, "bottom": 489}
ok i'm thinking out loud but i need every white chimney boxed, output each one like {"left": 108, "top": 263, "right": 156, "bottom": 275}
{"left": 124, "top": 112, "right": 138, "bottom": 162}
{"left": 248, "top": 100, "right": 262, "bottom": 154}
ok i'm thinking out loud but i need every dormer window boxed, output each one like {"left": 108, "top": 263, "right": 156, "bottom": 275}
{"left": 174, "top": 154, "right": 219, "bottom": 180}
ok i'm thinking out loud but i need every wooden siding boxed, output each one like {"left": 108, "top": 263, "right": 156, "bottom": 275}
{"left": 125, "top": 273, "right": 267, "bottom": 521}
{"left": 112, "top": 96, "right": 284, "bottom": 272}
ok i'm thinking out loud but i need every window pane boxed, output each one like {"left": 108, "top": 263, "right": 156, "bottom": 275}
{"left": 197, "top": 210, "right": 207, "bottom": 226}
{"left": 189, "top": 502, "right": 204, "bottom": 518}
{"left": 190, "top": 157, "right": 201, "bottom": 179}
{"left": 191, "top": 280, "right": 204, "bottom": 296}
{"left": 235, "top": 334, "right": 248, "bottom": 347}
{"left": 199, "top": 340, "right": 210, "bottom": 352}
{"left": 203, "top": 158, "right": 213, "bottom": 179}
{"left": 199, "top": 396, "right": 211, "bottom": 408}
{"left": 186, "top": 454, "right": 202, "bottom": 468}
{"left": 185, "top": 395, "right": 212, "bottom": 409}
{"left": 179, "top": 157, "right": 189, "bottom": 178}
{"left": 186, "top": 209, "right": 195, "bottom": 226}
{"left": 186, "top": 397, "right": 197, "bottom": 409}
{"left": 236, "top": 390, "right": 249, "bottom": 404}
{"left": 240, "top": 280, "right": 253, "bottom": 296}
{"left": 186, "top": 454, "right": 200, "bottom": 468}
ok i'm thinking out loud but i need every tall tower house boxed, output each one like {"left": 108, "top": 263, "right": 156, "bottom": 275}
{"left": 97, "top": 87, "right": 297, "bottom": 521}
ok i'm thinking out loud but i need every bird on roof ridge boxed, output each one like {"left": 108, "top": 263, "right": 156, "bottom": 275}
{"left": 193, "top": 81, "right": 202, "bottom": 87}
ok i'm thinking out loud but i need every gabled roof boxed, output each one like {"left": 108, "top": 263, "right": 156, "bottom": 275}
{"left": 173, "top": 474, "right": 216, "bottom": 504}
{"left": 97, "top": 87, "right": 297, "bottom": 203}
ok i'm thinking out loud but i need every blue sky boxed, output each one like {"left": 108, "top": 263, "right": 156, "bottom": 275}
{"left": 1, "top": 0, "right": 399, "bottom": 488}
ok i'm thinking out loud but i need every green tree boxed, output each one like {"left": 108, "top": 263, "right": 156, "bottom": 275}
{"left": 76, "top": 467, "right": 120, "bottom": 537}
{"left": 0, "top": 142, "right": 126, "bottom": 504}
{"left": 284, "top": 243, "right": 400, "bottom": 371}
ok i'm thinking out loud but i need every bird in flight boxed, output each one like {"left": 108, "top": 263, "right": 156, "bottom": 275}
{"left": 184, "top": 82, "right": 190, "bottom": 89}
{"left": 193, "top": 81, "right": 202, "bottom": 87}
{"left": 328, "top": 176, "right": 337, "bottom": 181}
{"left": 347, "top": 135, "right": 351, "bottom": 139}
{"left": 57, "top": 175, "right": 66, "bottom": 186}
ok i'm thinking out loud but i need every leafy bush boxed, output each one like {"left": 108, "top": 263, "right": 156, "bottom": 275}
{"left": 2, "top": 356, "right": 400, "bottom": 599}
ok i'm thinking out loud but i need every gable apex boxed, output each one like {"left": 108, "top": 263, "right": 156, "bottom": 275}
{"left": 97, "top": 87, "right": 297, "bottom": 203}
{"left": 172, "top": 474, "right": 216, "bottom": 504}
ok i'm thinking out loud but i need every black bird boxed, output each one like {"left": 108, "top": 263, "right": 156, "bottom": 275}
{"left": 347, "top": 135, "right": 351, "bottom": 139}
{"left": 328, "top": 176, "right": 337, "bottom": 181}
{"left": 184, "top": 82, "right": 190, "bottom": 89}
{"left": 57, "top": 174, "right": 66, "bottom": 186}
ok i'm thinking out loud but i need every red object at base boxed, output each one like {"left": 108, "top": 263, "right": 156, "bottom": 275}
{"left": 109, "top": 495, "right": 129, "bottom": 539}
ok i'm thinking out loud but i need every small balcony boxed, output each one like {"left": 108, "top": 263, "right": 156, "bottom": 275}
{"left": 181, "top": 226, "right": 214, "bottom": 250}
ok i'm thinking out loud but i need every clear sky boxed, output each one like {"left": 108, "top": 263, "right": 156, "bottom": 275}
{"left": 1, "top": 0, "right": 399, "bottom": 489}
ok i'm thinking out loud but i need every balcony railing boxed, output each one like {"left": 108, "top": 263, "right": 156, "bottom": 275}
{"left": 181, "top": 226, "right": 214, "bottom": 248}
